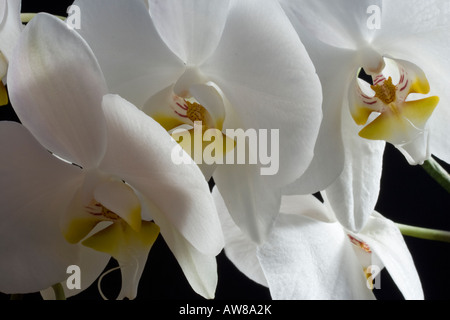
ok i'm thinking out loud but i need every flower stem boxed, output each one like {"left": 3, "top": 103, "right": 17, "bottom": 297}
{"left": 396, "top": 223, "right": 450, "bottom": 243}
{"left": 52, "top": 283, "right": 66, "bottom": 300}
{"left": 422, "top": 157, "right": 450, "bottom": 193}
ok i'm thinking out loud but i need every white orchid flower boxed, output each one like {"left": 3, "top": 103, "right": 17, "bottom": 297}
{"left": 72, "top": 0, "right": 323, "bottom": 244}
{"left": 214, "top": 188, "right": 423, "bottom": 300}
{"left": 280, "top": 0, "right": 450, "bottom": 232}
{"left": 0, "top": 13, "right": 223, "bottom": 299}
{"left": 0, "top": 0, "right": 22, "bottom": 105}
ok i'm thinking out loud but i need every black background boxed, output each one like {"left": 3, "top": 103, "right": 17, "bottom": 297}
{"left": 1, "top": 0, "right": 449, "bottom": 301}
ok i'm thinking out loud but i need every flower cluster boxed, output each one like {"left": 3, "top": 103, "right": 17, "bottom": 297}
{"left": 0, "top": 0, "right": 449, "bottom": 301}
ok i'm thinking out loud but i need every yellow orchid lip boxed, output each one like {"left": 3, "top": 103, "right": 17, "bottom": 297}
{"left": 63, "top": 178, "right": 161, "bottom": 267}
{"left": 82, "top": 220, "right": 160, "bottom": 260}
{"left": 0, "top": 82, "right": 8, "bottom": 106}
{"left": 151, "top": 89, "right": 236, "bottom": 168}
{"left": 63, "top": 180, "right": 144, "bottom": 244}
{"left": 350, "top": 57, "right": 439, "bottom": 146}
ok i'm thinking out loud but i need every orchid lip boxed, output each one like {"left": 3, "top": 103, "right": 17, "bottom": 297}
{"left": 349, "top": 57, "right": 439, "bottom": 155}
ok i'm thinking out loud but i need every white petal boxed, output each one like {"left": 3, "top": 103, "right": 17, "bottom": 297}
{"left": 148, "top": 0, "right": 230, "bottom": 65}
{"left": 40, "top": 245, "right": 111, "bottom": 299}
{"left": 280, "top": 0, "right": 382, "bottom": 49}
{"left": 284, "top": 40, "right": 357, "bottom": 194}
{"left": 257, "top": 213, "right": 375, "bottom": 300}
{"left": 73, "top": 0, "right": 185, "bottom": 108}
{"left": 376, "top": 0, "right": 450, "bottom": 43}
{"left": 99, "top": 94, "right": 224, "bottom": 255}
{"left": 202, "top": 0, "right": 322, "bottom": 187}
{"left": 395, "top": 130, "right": 431, "bottom": 165}
{"left": 212, "top": 187, "right": 268, "bottom": 287}
{"left": 8, "top": 13, "right": 108, "bottom": 168}
{"left": 280, "top": 195, "right": 336, "bottom": 223}
{"left": 213, "top": 163, "right": 282, "bottom": 244}
{"left": 357, "top": 212, "right": 424, "bottom": 300}
{"left": 403, "top": 54, "right": 450, "bottom": 164}
{"left": 0, "top": 122, "right": 83, "bottom": 294}
{"left": 325, "top": 105, "right": 386, "bottom": 232}
{"left": 146, "top": 200, "right": 218, "bottom": 299}
{"left": 430, "top": 101, "right": 450, "bottom": 164}
{"left": 0, "top": 0, "right": 22, "bottom": 62}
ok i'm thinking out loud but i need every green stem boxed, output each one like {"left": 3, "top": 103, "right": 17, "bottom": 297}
{"left": 396, "top": 223, "right": 450, "bottom": 243}
{"left": 52, "top": 283, "right": 66, "bottom": 300}
{"left": 21, "top": 13, "right": 65, "bottom": 24}
{"left": 422, "top": 157, "right": 450, "bottom": 193}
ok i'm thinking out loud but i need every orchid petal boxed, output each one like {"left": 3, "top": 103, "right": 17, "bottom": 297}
{"left": 376, "top": 0, "right": 450, "bottom": 44}
{"left": 7, "top": 13, "right": 108, "bottom": 168}
{"left": 429, "top": 96, "right": 450, "bottom": 164}
{"left": 257, "top": 213, "right": 375, "bottom": 300}
{"left": 0, "top": 0, "right": 22, "bottom": 62}
{"left": 202, "top": 0, "right": 322, "bottom": 188}
{"left": 0, "top": 122, "right": 83, "bottom": 293}
{"left": 358, "top": 212, "right": 424, "bottom": 300}
{"left": 147, "top": 200, "right": 218, "bottom": 299}
{"left": 148, "top": 0, "right": 230, "bottom": 65}
{"left": 284, "top": 40, "right": 356, "bottom": 194}
{"left": 280, "top": 194, "right": 336, "bottom": 223}
{"left": 280, "top": 0, "right": 382, "bottom": 50}
{"left": 212, "top": 188, "right": 268, "bottom": 287}
{"left": 73, "top": 0, "right": 185, "bottom": 108}
{"left": 213, "top": 163, "right": 282, "bottom": 244}
{"left": 325, "top": 106, "right": 385, "bottom": 232}
{"left": 40, "top": 244, "right": 111, "bottom": 299}
{"left": 99, "top": 94, "right": 224, "bottom": 255}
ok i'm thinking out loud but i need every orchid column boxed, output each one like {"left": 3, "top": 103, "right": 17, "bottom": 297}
{"left": 280, "top": 0, "right": 450, "bottom": 232}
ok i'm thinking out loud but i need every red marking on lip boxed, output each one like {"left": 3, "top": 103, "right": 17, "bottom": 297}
{"left": 174, "top": 110, "right": 188, "bottom": 118}
{"left": 373, "top": 75, "right": 385, "bottom": 85}
{"left": 176, "top": 102, "right": 188, "bottom": 110}
{"left": 400, "top": 79, "right": 409, "bottom": 92}
{"left": 348, "top": 234, "right": 372, "bottom": 253}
